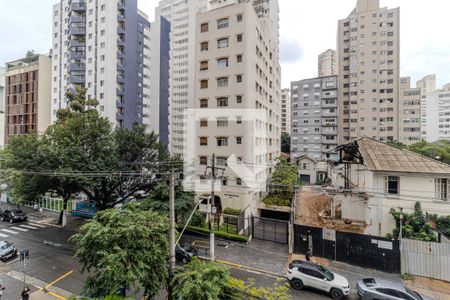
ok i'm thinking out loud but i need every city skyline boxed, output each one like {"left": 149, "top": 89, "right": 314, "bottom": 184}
{"left": 1, "top": 0, "right": 449, "bottom": 88}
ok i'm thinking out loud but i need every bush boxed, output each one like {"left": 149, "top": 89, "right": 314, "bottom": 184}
{"left": 180, "top": 225, "right": 249, "bottom": 243}
{"left": 223, "top": 207, "right": 242, "bottom": 216}
{"left": 262, "top": 194, "right": 291, "bottom": 207}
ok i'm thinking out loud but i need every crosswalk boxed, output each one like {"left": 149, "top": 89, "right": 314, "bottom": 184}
{"left": 0, "top": 221, "right": 47, "bottom": 239}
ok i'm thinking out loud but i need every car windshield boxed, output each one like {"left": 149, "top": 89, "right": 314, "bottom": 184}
{"left": 318, "top": 265, "right": 334, "bottom": 281}
{"left": 404, "top": 286, "right": 423, "bottom": 300}
{"left": 0, "top": 242, "right": 11, "bottom": 250}
{"left": 12, "top": 210, "right": 23, "bottom": 214}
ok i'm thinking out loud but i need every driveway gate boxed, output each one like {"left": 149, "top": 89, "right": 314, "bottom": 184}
{"left": 252, "top": 216, "right": 288, "bottom": 244}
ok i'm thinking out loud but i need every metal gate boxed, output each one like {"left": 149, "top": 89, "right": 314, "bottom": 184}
{"left": 252, "top": 216, "right": 288, "bottom": 244}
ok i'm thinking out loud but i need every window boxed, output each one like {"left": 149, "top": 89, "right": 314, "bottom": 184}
{"left": 236, "top": 116, "right": 242, "bottom": 124}
{"left": 200, "top": 99, "right": 208, "bottom": 108}
{"left": 217, "top": 18, "right": 229, "bottom": 29}
{"left": 217, "top": 157, "right": 227, "bottom": 166}
{"left": 217, "top": 38, "right": 228, "bottom": 49}
{"left": 200, "top": 23, "right": 209, "bottom": 33}
{"left": 236, "top": 75, "right": 243, "bottom": 83}
{"left": 200, "top": 137, "right": 208, "bottom": 146}
{"left": 200, "top": 156, "right": 208, "bottom": 165}
{"left": 217, "top": 57, "right": 228, "bottom": 69}
{"left": 436, "top": 178, "right": 449, "bottom": 201}
{"left": 302, "top": 163, "right": 309, "bottom": 170}
{"left": 201, "top": 42, "right": 209, "bottom": 51}
{"left": 217, "top": 137, "right": 228, "bottom": 147}
{"left": 200, "top": 60, "right": 208, "bottom": 71}
{"left": 236, "top": 178, "right": 242, "bottom": 185}
{"left": 217, "top": 118, "right": 228, "bottom": 127}
{"left": 385, "top": 176, "right": 399, "bottom": 195}
{"left": 217, "top": 97, "right": 228, "bottom": 107}
{"left": 237, "top": 14, "right": 243, "bottom": 22}
{"left": 217, "top": 77, "right": 228, "bottom": 87}
{"left": 200, "top": 119, "right": 208, "bottom": 127}
{"left": 237, "top": 34, "right": 243, "bottom": 42}
{"left": 236, "top": 95, "right": 242, "bottom": 103}
{"left": 237, "top": 54, "right": 243, "bottom": 63}
{"left": 200, "top": 80, "right": 208, "bottom": 89}
{"left": 236, "top": 137, "right": 242, "bottom": 144}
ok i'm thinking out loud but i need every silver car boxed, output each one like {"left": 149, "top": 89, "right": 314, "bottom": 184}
{"left": 357, "top": 278, "right": 433, "bottom": 300}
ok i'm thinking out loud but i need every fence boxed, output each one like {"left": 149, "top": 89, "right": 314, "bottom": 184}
{"left": 294, "top": 224, "right": 401, "bottom": 273}
{"left": 197, "top": 212, "right": 251, "bottom": 237}
{"left": 24, "top": 197, "right": 73, "bottom": 214}
{"left": 252, "top": 216, "right": 289, "bottom": 244}
{"left": 401, "top": 239, "right": 450, "bottom": 281}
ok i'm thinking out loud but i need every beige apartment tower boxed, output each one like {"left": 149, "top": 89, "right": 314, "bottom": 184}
{"left": 338, "top": 0, "right": 400, "bottom": 143}
{"left": 193, "top": 0, "right": 281, "bottom": 217}
{"left": 281, "top": 88, "right": 291, "bottom": 134}
{"left": 318, "top": 49, "right": 337, "bottom": 77}
{"left": 398, "top": 77, "right": 421, "bottom": 144}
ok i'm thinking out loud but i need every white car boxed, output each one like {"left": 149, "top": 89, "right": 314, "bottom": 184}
{"left": 287, "top": 260, "right": 350, "bottom": 300}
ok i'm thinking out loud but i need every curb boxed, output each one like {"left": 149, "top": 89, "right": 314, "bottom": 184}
{"left": 213, "top": 258, "right": 285, "bottom": 279}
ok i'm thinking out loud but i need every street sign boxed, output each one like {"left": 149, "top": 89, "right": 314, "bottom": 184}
{"left": 19, "top": 250, "right": 29, "bottom": 261}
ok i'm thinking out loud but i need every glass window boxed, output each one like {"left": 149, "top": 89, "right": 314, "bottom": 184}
{"left": 200, "top": 60, "right": 208, "bottom": 71}
{"left": 217, "top": 137, "right": 228, "bottom": 147}
{"left": 200, "top": 137, "right": 208, "bottom": 146}
{"left": 217, "top": 38, "right": 229, "bottom": 49}
{"left": 236, "top": 14, "right": 243, "bottom": 22}
{"left": 217, "top": 18, "right": 229, "bottom": 29}
{"left": 199, "top": 156, "right": 208, "bottom": 165}
{"left": 200, "top": 119, "right": 208, "bottom": 127}
{"left": 236, "top": 95, "right": 242, "bottom": 103}
{"left": 236, "top": 75, "right": 243, "bottom": 83}
{"left": 217, "top": 97, "right": 228, "bottom": 107}
{"left": 385, "top": 176, "right": 399, "bottom": 195}
{"left": 237, "top": 54, "right": 243, "bottom": 63}
{"left": 217, "top": 77, "right": 228, "bottom": 87}
{"left": 435, "top": 178, "right": 449, "bottom": 200}
{"left": 201, "top": 42, "right": 208, "bottom": 51}
{"left": 217, "top": 58, "right": 228, "bottom": 69}
{"left": 200, "top": 99, "right": 208, "bottom": 108}
{"left": 217, "top": 118, "right": 228, "bottom": 127}
{"left": 200, "top": 80, "right": 208, "bottom": 89}
{"left": 236, "top": 137, "right": 242, "bottom": 144}
{"left": 200, "top": 23, "right": 209, "bottom": 33}
{"left": 237, "top": 34, "right": 243, "bottom": 42}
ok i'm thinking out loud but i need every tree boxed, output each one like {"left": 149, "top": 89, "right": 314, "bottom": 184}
{"left": 25, "top": 50, "right": 35, "bottom": 58}
{"left": 70, "top": 205, "right": 168, "bottom": 299}
{"left": 172, "top": 259, "right": 230, "bottom": 300}
{"left": 281, "top": 133, "right": 290, "bottom": 154}
{"left": 386, "top": 140, "right": 407, "bottom": 150}
{"left": 227, "top": 278, "right": 291, "bottom": 300}
{"left": 263, "top": 157, "right": 300, "bottom": 206}
{"left": 408, "top": 140, "right": 450, "bottom": 164}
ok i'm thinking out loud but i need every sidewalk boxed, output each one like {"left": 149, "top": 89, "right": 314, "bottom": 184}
{"left": 290, "top": 254, "right": 450, "bottom": 300}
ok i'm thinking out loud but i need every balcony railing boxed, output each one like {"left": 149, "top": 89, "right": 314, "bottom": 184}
{"left": 68, "top": 52, "right": 85, "bottom": 60}
{"left": 117, "top": 76, "right": 124, "bottom": 83}
{"left": 70, "top": 2, "right": 86, "bottom": 12}
{"left": 69, "top": 26, "right": 86, "bottom": 36}
{"left": 69, "top": 15, "right": 86, "bottom": 24}
{"left": 68, "top": 75, "right": 85, "bottom": 84}
{"left": 68, "top": 63, "right": 85, "bottom": 72}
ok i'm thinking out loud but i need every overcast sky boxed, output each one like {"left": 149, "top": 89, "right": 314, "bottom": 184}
{"left": 1, "top": 0, "right": 449, "bottom": 89}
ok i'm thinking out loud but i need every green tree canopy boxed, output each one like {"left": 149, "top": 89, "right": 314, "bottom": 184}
{"left": 70, "top": 205, "right": 168, "bottom": 298}
{"left": 281, "top": 133, "right": 290, "bottom": 154}
{"left": 408, "top": 140, "right": 450, "bottom": 164}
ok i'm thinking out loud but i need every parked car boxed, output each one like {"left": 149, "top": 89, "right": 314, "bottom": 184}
{"left": 175, "top": 243, "right": 198, "bottom": 264}
{"left": 287, "top": 260, "right": 350, "bottom": 300}
{"left": 0, "top": 240, "right": 17, "bottom": 261}
{"left": 133, "top": 190, "right": 149, "bottom": 199}
{"left": 357, "top": 278, "right": 433, "bottom": 300}
{"left": 1, "top": 209, "right": 28, "bottom": 223}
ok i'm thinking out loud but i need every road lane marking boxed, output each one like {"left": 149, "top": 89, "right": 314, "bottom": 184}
{"left": 7, "top": 257, "right": 19, "bottom": 265}
{"left": 20, "top": 224, "right": 39, "bottom": 230}
{"left": 47, "top": 291, "right": 67, "bottom": 300}
{"left": 11, "top": 226, "right": 28, "bottom": 232}
{"left": 28, "top": 222, "right": 46, "bottom": 228}
{"left": 1, "top": 229, "right": 18, "bottom": 234}
{"left": 0, "top": 233, "right": 8, "bottom": 238}
{"left": 45, "top": 270, "right": 74, "bottom": 289}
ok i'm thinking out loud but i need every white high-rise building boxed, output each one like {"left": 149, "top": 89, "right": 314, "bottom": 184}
{"left": 318, "top": 49, "right": 337, "bottom": 77}
{"left": 0, "top": 68, "right": 5, "bottom": 148}
{"left": 281, "top": 88, "right": 291, "bottom": 134}
{"left": 52, "top": 0, "right": 152, "bottom": 129}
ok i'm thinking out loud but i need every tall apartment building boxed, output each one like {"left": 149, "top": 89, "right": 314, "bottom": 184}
{"left": 291, "top": 76, "right": 338, "bottom": 161}
{"left": 281, "top": 88, "right": 291, "bottom": 134}
{"left": 52, "top": 0, "right": 152, "bottom": 129}
{"left": 318, "top": 49, "right": 337, "bottom": 77}
{"left": 4, "top": 55, "right": 52, "bottom": 144}
{"left": 338, "top": 0, "right": 400, "bottom": 143}
{"left": 418, "top": 74, "right": 437, "bottom": 140}
{"left": 417, "top": 74, "right": 436, "bottom": 94}
{"left": 421, "top": 79, "right": 450, "bottom": 142}
{"left": 0, "top": 68, "right": 5, "bottom": 148}
{"left": 398, "top": 77, "right": 421, "bottom": 144}
{"left": 193, "top": 0, "right": 281, "bottom": 217}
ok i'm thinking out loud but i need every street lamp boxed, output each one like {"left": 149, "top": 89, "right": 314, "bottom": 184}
{"left": 399, "top": 207, "right": 403, "bottom": 239}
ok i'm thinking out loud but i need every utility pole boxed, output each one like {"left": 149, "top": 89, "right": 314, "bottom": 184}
{"left": 206, "top": 153, "right": 224, "bottom": 261}
{"left": 168, "top": 169, "right": 176, "bottom": 299}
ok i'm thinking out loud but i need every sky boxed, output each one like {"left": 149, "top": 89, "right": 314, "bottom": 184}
{"left": 1, "top": 0, "right": 449, "bottom": 89}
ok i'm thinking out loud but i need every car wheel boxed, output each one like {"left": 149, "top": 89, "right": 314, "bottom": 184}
{"left": 291, "top": 279, "right": 304, "bottom": 290}
{"left": 9, "top": 219, "right": 13, "bottom": 224}
{"left": 1, "top": 217, "right": 3, "bottom": 221}
{"left": 330, "top": 288, "right": 344, "bottom": 300}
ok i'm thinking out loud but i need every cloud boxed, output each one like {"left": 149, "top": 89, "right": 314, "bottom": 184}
{"left": 280, "top": 36, "right": 304, "bottom": 64}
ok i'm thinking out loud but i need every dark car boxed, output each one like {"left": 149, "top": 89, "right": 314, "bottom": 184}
{"left": 1, "top": 209, "right": 28, "bottom": 223}
{"left": 357, "top": 278, "right": 433, "bottom": 300}
{"left": 176, "top": 243, "right": 198, "bottom": 264}
{"left": 0, "top": 241, "right": 17, "bottom": 261}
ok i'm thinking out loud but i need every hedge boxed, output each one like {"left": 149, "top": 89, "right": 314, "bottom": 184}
{"left": 178, "top": 225, "right": 249, "bottom": 243}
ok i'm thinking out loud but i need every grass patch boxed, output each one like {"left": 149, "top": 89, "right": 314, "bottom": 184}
{"left": 400, "top": 273, "right": 415, "bottom": 281}
{"left": 262, "top": 194, "right": 291, "bottom": 207}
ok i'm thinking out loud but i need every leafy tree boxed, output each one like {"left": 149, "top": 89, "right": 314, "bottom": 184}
{"left": 70, "top": 205, "right": 168, "bottom": 299}
{"left": 263, "top": 157, "right": 300, "bottom": 206}
{"left": 386, "top": 140, "right": 407, "bottom": 150}
{"left": 25, "top": 50, "right": 35, "bottom": 58}
{"left": 281, "top": 133, "right": 290, "bottom": 154}
{"left": 172, "top": 259, "right": 230, "bottom": 300}
{"left": 388, "top": 202, "right": 436, "bottom": 241}
{"left": 227, "top": 277, "right": 291, "bottom": 300}
{"left": 408, "top": 140, "right": 450, "bottom": 164}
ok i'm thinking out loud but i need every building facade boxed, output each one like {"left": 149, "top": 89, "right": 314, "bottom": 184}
{"left": 291, "top": 76, "right": 338, "bottom": 161}
{"left": 318, "top": 49, "right": 337, "bottom": 77}
{"left": 193, "top": 0, "right": 281, "bottom": 217}
{"left": 52, "top": 0, "right": 152, "bottom": 129}
{"left": 0, "top": 68, "right": 5, "bottom": 148}
{"left": 281, "top": 88, "right": 290, "bottom": 134}
{"left": 338, "top": 0, "right": 400, "bottom": 143}
{"left": 421, "top": 81, "right": 450, "bottom": 142}
{"left": 4, "top": 55, "right": 52, "bottom": 143}
{"left": 398, "top": 77, "right": 421, "bottom": 144}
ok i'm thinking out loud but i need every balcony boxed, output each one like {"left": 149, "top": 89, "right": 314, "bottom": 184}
{"left": 322, "top": 101, "right": 337, "bottom": 108}
{"left": 69, "top": 26, "right": 86, "bottom": 36}
{"left": 322, "top": 111, "right": 338, "bottom": 118}
{"left": 117, "top": 51, "right": 125, "bottom": 59}
{"left": 68, "top": 63, "right": 85, "bottom": 72}
{"left": 116, "top": 88, "right": 124, "bottom": 96}
{"left": 68, "top": 75, "right": 85, "bottom": 84}
{"left": 117, "top": 38, "right": 125, "bottom": 47}
{"left": 68, "top": 51, "right": 85, "bottom": 60}
{"left": 322, "top": 136, "right": 337, "bottom": 145}
{"left": 117, "top": 76, "right": 124, "bottom": 83}
{"left": 117, "top": 1, "right": 125, "bottom": 10}
{"left": 70, "top": 1, "right": 86, "bottom": 12}
{"left": 117, "top": 63, "right": 125, "bottom": 71}
{"left": 68, "top": 39, "right": 85, "bottom": 48}
{"left": 116, "top": 113, "right": 124, "bottom": 121}
{"left": 117, "top": 14, "right": 125, "bottom": 22}
{"left": 116, "top": 100, "right": 125, "bottom": 108}
{"left": 117, "top": 26, "right": 125, "bottom": 35}
{"left": 69, "top": 15, "right": 86, "bottom": 24}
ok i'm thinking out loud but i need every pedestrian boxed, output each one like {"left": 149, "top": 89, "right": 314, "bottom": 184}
{"left": 33, "top": 203, "right": 39, "bottom": 212}
{"left": 21, "top": 287, "right": 30, "bottom": 300}
{"left": 305, "top": 249, "right": 312, "bottom": 262}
